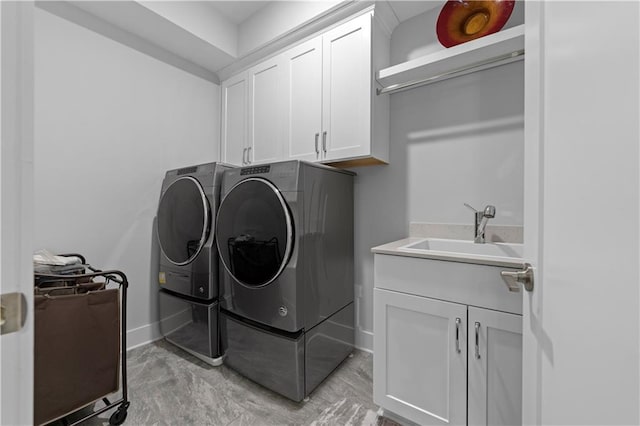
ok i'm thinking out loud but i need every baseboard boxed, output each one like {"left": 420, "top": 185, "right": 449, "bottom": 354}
{"left": 355, "top": 327, "right": 373, "bottom": 353}
{"left": 126, "top": 321, "right": 163, "bottom": 351}
{"left": 126, "top": 308, "right": 192, "bottom": 351}
{"left": 377, "top": 407, "right": 420, "bottom": 426}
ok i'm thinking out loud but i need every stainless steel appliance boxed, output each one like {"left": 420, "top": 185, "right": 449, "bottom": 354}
{"left": 156, "top": 162, "right": 232, "bottom": 365}
{"left": 216, "top": 160, "right": 355, "bottom": 401}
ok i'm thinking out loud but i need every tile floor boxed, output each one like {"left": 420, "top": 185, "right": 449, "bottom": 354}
{"left": 61, "top": 339, "right": 400, "bottom": 426}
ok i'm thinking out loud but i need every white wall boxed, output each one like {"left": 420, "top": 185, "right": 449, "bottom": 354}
{"left": 352, "top": 10, "right": 524, "bottom": 349}
{"left": 33, "top": 9, "right": 220, "bottom": 348}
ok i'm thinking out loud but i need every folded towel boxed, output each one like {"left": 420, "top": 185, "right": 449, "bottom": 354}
{"left": 33, "top": 249, "right": 81, "bottom": 266}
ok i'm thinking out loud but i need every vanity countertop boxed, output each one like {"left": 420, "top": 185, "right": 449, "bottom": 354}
{"left": 371, "top": 237, "right": 525, "bottom": 269}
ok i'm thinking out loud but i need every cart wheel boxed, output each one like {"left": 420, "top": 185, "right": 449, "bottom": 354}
{"left": 109, "top": 407, "right": 128, "bottom": 425}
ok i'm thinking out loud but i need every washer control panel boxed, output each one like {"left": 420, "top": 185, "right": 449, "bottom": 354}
{"left": 241, "top": 165, "right": 270, "bottom": 176}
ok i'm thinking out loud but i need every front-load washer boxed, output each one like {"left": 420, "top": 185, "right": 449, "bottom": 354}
{"left": 215, "top": 160, "right": 355, "bottom": 401}
{"left": 156, "top": 162, "right": 232, "bottom": 365}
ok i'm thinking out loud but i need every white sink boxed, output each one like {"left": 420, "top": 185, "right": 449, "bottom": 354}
{"left": 400, "top": 238, "right": 523, "bottom": 260}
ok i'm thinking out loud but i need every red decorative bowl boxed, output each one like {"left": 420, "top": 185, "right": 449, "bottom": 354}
{"left": 436, "top": 0, "right": 515, "bottom": 48}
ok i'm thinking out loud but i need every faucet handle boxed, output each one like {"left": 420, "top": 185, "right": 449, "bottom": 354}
{"left": 464, "top": 203, "right": 478, "bottom": 213}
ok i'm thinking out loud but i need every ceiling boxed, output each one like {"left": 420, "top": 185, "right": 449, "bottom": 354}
{"left": 41, "top": 0, "right": 447, "bottom": 84}
{"left": 204, "top": 1, "right": 271, "bottom": 24}
{"left": 204, "top": 1, "right": 443, "bottom": 27}
{"left": 386, "top": 1, "right": 442, "bottom": 22}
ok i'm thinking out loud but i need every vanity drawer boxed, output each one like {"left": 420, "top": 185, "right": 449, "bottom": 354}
{"left": 374, "top": 253, "right": 522, "bottom": 315}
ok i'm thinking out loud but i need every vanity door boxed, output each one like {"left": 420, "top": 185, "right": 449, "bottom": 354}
{"left": 374, "top": 288, "right": 467, "bottom": 426}
{"left": 468, "top": 307, "right": 523, "bottom": 426}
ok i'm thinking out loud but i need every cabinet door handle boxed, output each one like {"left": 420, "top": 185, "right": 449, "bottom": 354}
{"left": 455, "top": 317, "right": 461, "bottom": 354}
{"left": 322, "top": 131, "right": 327, "bottom": 155}
{"left": 242, "top": 147, "right": 247, "bottom": 165}
{"left": 247, "top": 146, "right": 252, "bottom": 164}
{"left": 475, "top": 321, "right": 481, "bottom": 359}
{"left": 315, "top": 133, "right": 320, "bottom": 155}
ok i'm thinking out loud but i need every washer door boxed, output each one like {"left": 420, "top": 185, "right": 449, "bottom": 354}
{"left": 216, "top": 178, "right": 293, "bottom": 288}
{"left": 157, "top": 176, "right": 210, "bottom": 266}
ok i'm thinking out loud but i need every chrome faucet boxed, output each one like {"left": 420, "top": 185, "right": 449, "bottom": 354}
{"left": 464, "top": 203, "right": 496, "bottom": 243}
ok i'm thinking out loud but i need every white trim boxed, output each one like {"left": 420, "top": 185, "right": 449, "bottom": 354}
{"left": 0, "top": 3, "right": 35, "bottom": 425}
{"left": 522, "top": 1, "right": 544, "bottom": 424}
{"left": 355, "top": 326, "right": 373, "bottom": 353}
{"left": 637, "top": 3, "right": 640, "bottom": 422}
{"left": 377, "top": 407, "right": 420, "bottom": 426}
{"left": 125, "top": 321, "right": 163, "bottom": 351}
{"left": 125, "top": 306, "right": 193, "bottom": 351}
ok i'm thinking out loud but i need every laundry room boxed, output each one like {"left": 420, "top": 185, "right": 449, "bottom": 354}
{"left": 2, "top": 1, "right": 640, "bottom": 426}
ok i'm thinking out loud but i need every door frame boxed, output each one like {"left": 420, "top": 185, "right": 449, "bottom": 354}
{"left": 522, "top": 1, "right": 543, "bottom": 424}
{"left": 0, "top": 1, "right": 35, "bottom": 425}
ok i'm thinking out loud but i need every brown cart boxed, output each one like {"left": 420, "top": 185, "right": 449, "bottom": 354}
{"left": 34, "top": 254, "right": 130, "bottom": 426}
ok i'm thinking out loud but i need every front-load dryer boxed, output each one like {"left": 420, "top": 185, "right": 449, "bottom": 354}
{"left": 215, "top": 160, "right": 355, "bottom": 401}
{"left": 156, "top": 162, "right": 232, "bottom": 365}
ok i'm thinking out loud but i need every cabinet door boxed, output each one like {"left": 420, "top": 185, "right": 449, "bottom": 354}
{"left": 468, "top": 307, "right": 523, "bottom": 426}
{"left": 221, "top": 72, "right": 248, "bottom": 166}
{"left": 247, "top": 56, "right": 284, "bottom": 165}
{"left": 322, "top": 12, "right": 372, "bottom": 161}
{"left": 283, "top": 36, "right": 323, "bottom": 162}
{"left": 374, "top": 288, "right": 467, "bottom": 426}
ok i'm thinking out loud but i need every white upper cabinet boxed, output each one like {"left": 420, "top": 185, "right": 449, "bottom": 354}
{"left": 247, "top": 56, "right": 285, "bottom": 164}
{"left": 221, "top": 72, "right": 248, "bottom": 166}
{"left": 321, "top": 12, "right": 372, "bottom": 162}
{"left": 283, "top": 37, "right": 323, "bottom": 162}
{"left": 221, "top": 57, "right": 286, "bottom": 166}
{"left": 222, "top": 9, "right": 390, "bottom": 167}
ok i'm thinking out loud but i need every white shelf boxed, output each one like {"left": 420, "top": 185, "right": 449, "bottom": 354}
{"left": 376, "top": 24, "right": 524, "bottom": 94}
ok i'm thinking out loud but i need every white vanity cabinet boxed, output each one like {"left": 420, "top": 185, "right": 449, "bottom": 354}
{"left": 467, "top": 307, "right": 522, "bottom": 426}
{"left": 373, "top": 252, "right": 523, "bottom": 426}
{"left": 374, "top": 288, "right": 467, "bottom": 425}
{"left": 222, "top": 9, "right": 390, "bottom": 167}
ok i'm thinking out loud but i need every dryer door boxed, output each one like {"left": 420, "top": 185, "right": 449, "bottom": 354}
{"left": 157, "top": 176, "right": 211, "bottom": 266}
{"left": 216, "top": 178, "right": 294, "bottom": 288}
